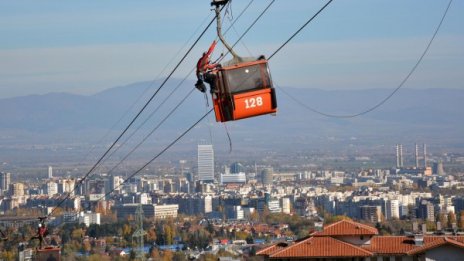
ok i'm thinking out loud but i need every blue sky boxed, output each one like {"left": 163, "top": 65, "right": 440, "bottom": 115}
{"left": 0, "top": 0, "right": 462, "bottom": 98}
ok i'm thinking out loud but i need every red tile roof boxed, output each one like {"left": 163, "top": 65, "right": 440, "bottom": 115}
{"left": 363, "top": 236, "right": 416, "bottom": 255}
{"left": 312, "top": 219, "right": 378, "bottom": 237}
{"left": 256, "top": 242, "right": 290, "bottom": 256}
{"left": 258, "top": 219, "right": 464, "bottom": 259}
{"left": 407, "top": 236, "right": 464, "bottom": 255}
{"left": 270, "top": 236, "right": 373, "bottom": 258}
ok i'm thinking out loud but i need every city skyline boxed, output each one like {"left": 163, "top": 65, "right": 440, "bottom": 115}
{"left": 0, "top": 1, "right": 463, "bottom": 259}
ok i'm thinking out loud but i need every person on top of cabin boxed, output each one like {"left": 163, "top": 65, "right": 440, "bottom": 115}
{"left": 30, "top": 222, "right": 47, "bottom": 249}
{"left": 195, "top": 41, "right": 219, "bottom": 96}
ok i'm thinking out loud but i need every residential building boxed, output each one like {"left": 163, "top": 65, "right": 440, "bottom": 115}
{"left": 258, "top": 219, "right": 464, "bottom": 260}
{"left": 360, "top": 205, "right": 382, "bottom": 223}
{"left": 198, "top": 145, "right": 214, "bottom": 182}
{"left": 220, "top": 172, "right": 246, "bottom": 184}
{"left": 0, "top": 172, "right": 11, "bottom": 193}
{"left": 114, "top": 204, "right": 178, "bottom": 220}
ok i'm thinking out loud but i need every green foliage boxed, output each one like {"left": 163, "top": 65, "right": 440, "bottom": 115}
{"left": 265, "top": 212, "right": 314, "bottom": 237}
{"left": 172, "top": 251, "right": 188, "bottom": 261}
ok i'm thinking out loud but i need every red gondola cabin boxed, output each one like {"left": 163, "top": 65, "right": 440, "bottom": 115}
{"left": 212, "top": 58, "right": 277, "bottom": 122}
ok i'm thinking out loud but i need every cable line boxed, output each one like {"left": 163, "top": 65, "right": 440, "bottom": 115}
{"left": 82, "top": 0, "right": 452, "bottom": 203}
{"left": 69, "top": 0, "right": 334, "bottom": 203}
{"left": 92, "top": 12, "right": 215, "bottom": 174}
{"left": 218, "top": 0, "right": 275, "bottom": 63}
{"left": 48, "top": 9, "right": 221, "bottom": 217}
{"left": 275, "top": 0, "right": 453, "bottom": 118}
{"left": 97, "top": 109, "right": 213, "bottom": 201}
{"left": 100, "top": 69, "right": 195, "bottom": 168}
{"left": 98, "top": 1, "right": 255, "bottom": 169}
{"left": 268, "top": 0, "right": 333, "bottom": 60}
{"left": 106, "top": 86, "right": 196, "bottom": 175}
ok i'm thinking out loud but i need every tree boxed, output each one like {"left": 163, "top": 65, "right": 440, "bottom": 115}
{"left": 71, "top": 228, "right": 85, "bottom": 241}
{"left": 246, "top": 234, "right": 254, "bottom": 244}
{"left": 172, "top": 252, "right": 188, "bottom": 261}
{"left": 162, "top": 250, "right": 174, "bottom": 261}
{"left": 147, "top": 227, "right": 157, "bottom": 243}
{"left": 164, "top": 224, "right": 173, "bottom": 245}
{"left": 150, "top": 247, "right": 161, "bottom": 259}
{"left": 250, "top": 211, "right": 260, "bottom": 223}
{"left": 438, "top": 213, "right": 447, "bottom": 229}
{"left": 448, "top": 211, "right": 457, "bottom": 228}
{"left": 260, "top": 206, "right": 270, "bottom": 223}
{"left": 458, "top": 211, "right": 464, "bottom": 230}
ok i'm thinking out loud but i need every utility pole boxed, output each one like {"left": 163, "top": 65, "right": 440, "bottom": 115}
{"left": 132, "top": 204, "right": 146, "bottom": 260}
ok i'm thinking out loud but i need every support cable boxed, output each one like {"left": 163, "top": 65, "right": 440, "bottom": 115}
{"left": 274, "top": 0, "right": 453, "bottom": 118}
{"left": 96, "top": 109, "right": 213, "bottom": 202}
{"left": 48, "top": 9, "right": 220, "bottom": 217}
{"left": 99, "top": 1, "right": 254, "bottom": 168}
{"left": 106, "top": 87, "right": 196, "bottom": 175}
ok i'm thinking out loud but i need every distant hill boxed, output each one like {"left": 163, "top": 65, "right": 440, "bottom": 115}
{"left": 0, "top": 80, "right": 463, "bottom": 155}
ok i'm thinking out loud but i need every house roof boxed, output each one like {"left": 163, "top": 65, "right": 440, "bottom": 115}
{"left": 270, "top": 236, "right": 373, "bottom": 258}
{"left": 407, "top": 236, "right": 464, "bottom": 255}
{"left": 363, "top": 236, "right": 416, "bottom": 255}
{"left": 312, "top": 219, "right": 378, "bottom": 237}
{"left": 256, "top": 242, "right": 290, "bottom": 256}
{"left": 258, "top": 219, "right": 464, "bottom": 259}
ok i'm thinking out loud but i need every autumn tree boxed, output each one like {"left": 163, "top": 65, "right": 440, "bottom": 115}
{"left": 458, "top": 211, "right": 464, "bottom": 230}
{"left": 438, "top": 213, "right": 447, "bottom": 229}
{"left": 448, "top": 211, "right": 457, "bottom": 228}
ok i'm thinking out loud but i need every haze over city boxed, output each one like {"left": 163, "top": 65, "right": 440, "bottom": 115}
{"left": 0, "top": 1, "right": 463, "bottom": 260}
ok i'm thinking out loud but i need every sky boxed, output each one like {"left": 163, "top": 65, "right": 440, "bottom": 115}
{"left": 0, "top": 0, "right": 462, "bottom": 98}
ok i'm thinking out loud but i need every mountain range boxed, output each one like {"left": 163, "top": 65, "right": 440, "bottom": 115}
{"left": 0, "top": 80, "right": 463, "bottom": 161}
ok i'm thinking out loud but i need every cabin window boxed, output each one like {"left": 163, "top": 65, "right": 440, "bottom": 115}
{"left": 225, "top": 63, "right": 269, "bottom": 94}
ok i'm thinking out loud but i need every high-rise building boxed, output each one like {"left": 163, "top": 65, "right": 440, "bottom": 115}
{"left": 282, "top": 198, "right": 291, "bottom": 214}
{"left": 46, "top": 181, "right": 58, "bottom": 196}
{"left": 9, "top": 183, "right": 25, "bottom": 197}
{"left": 386, "top": 199, "right": 400, "bottom": 220}
{"left": 0, "top": 172, "right": 11, "bottom": 192}
{"left": 48, "top": 166, "right": 53, "bottom": 179}
{"left": 261, "top": 168, "right": 273, "bottom": 185}
{"left": 360, "top": 205, "right": 382, "bottom": 223}
{"left": 432, "top": 161, "right": 445, "bottom": 176}
{"left": 396, "top": 144, "right": 403, "bottom": 168}
{"left": 198, "top": 144, "right": 214, "bottom": 182}
{"left": 230, "top": 162, "right": 245, "bottom": 174}
{"left": 415, "top": 143, "right": 419, "bottom": 168}
{"left": 423, "top": 143, "right": 427, "bottom": 168}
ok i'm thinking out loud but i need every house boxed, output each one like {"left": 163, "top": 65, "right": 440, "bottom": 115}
{"left": 257, "top": 219, "right": 464, "bottom": 261}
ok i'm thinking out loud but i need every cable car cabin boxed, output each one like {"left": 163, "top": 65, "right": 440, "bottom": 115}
{"left": 212, "top": 58, "right": 277, "bottom": 122}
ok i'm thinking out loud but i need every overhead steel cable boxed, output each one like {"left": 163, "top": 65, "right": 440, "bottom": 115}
{"left": 275, "top": 0, "right": 453, "bottom": 118}
{"left": 268, "top": 0, "right": 333, "bottom": 60}
{"left": 88, "top": 12, "right": 215, "bottom": 174}
{"left": 47, "top": 8, "right": 223, "bottom": 217}
{"left": 92, "top": 0, "right": 332, "bottom": 200}
{"left": 98, "top": 1, "right": 255, "bottom": 169}
{"left": 96, "top": 109, "right": 214, "bottom": 202}
{"left": 84, "top": 0, "right": 450, "bottom": 204}
{"left": 217, "top": 0, "right": 275, "bottom": 64}
{"left": 100, "top": 69, "right": 194, "bottom": 167}
{"left": 106, "top": 86, "right": 196, "bottom": 176}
